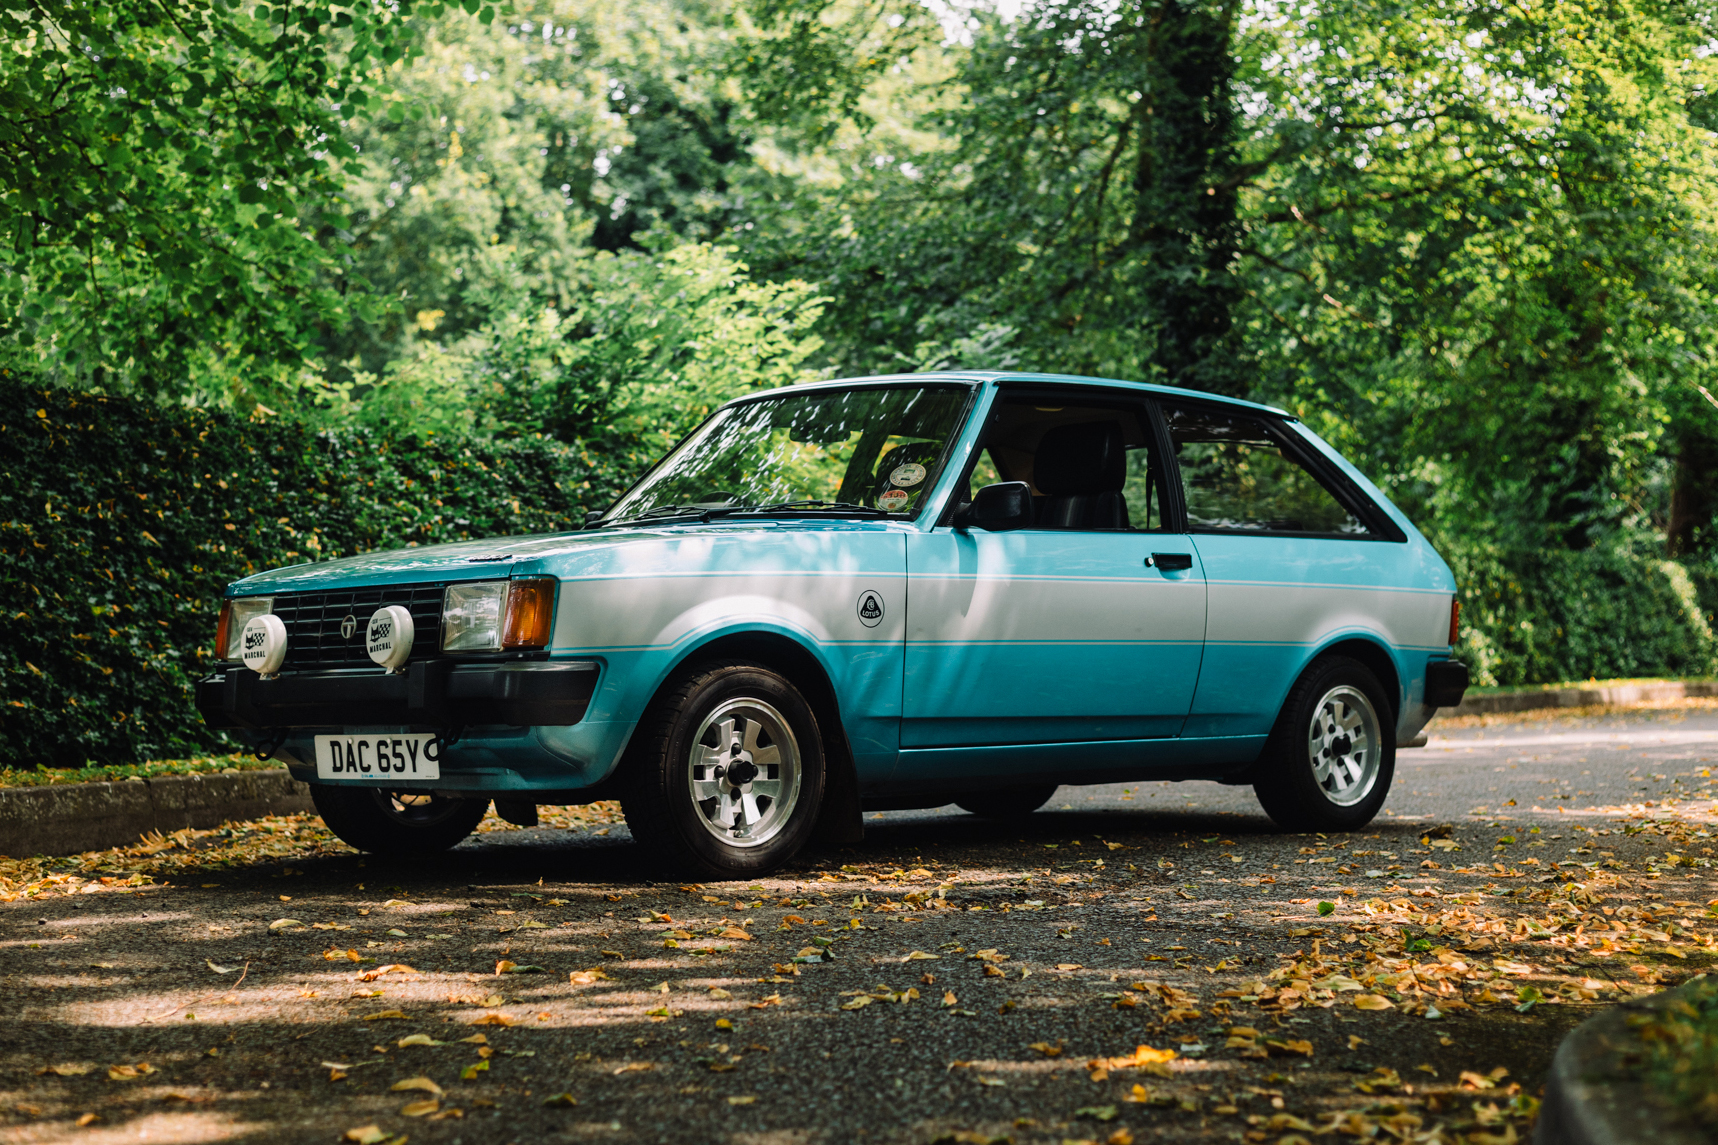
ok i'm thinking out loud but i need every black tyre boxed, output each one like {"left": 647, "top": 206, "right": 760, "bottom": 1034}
{"left": 1253, "top": 655, "right": 1395, "bottom": 832}
{"left": 620, "top": 660, "right": 825, "bottom": 879}
{"left": 956, "top": 784, "right": 1059, "bottom": 820}
{"left": 311, "top": 785, "right": 489, "bottom": 854}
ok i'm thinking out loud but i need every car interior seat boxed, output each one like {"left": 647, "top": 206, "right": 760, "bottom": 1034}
{"left": 1032, "top": 420, "right": 1128, "bottom": 529}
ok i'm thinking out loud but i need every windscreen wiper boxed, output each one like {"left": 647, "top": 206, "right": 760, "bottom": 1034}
{"left": 610, "top": 503, "right": 743, "bottom": 526}
{"left": 740, "top": 499, "right": 893, "bottom": 518}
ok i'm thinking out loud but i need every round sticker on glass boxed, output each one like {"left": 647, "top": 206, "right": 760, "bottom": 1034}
{"left": 889, "top": 462, "right": 927, "bottom": 488}
{"left": 878, "top": 488, "right": 911, "bottom": 512}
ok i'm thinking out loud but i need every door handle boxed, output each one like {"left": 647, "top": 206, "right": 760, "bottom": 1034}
{"left": 1147, "top": 552, "right": 1194, "bottom": 571}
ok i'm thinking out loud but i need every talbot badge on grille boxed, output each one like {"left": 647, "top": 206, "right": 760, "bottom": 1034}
{"left": 340, "top": 614, "right": 358, "bottom": 640}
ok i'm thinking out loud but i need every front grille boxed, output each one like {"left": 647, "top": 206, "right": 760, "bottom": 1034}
{"left": 273, "top": 583, "right": 448, "bottom": 671}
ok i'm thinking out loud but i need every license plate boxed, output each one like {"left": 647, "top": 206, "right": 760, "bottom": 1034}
{"left": 314, "top": 733, "right": 442, "bottom": 781}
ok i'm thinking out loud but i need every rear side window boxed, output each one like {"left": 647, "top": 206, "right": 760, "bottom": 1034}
{"left": 1162, "top": 405, "right": 1371, "bottom": 537}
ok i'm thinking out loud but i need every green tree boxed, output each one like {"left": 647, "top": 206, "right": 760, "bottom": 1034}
{"left": 0, "top": 0, "right": 430, "bottom": 402}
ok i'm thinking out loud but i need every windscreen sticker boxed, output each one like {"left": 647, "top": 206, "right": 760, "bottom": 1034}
{"left": 878, "top": 489, "right": 911, "bottom": 511}
{"left": 889, "top": 462, "right": 927, "bottom": 487}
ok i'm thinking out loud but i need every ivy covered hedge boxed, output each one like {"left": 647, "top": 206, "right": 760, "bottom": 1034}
{"left": 1451, "top": 545, "right": 1718, "bottom": 687}
{"left": 0, "top": 376, "right": 636, "bottom": 768}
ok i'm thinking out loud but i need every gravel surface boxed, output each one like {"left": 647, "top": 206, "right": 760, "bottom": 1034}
{"left": 3, "top": 705, "right": 1716, "bottom": 1145}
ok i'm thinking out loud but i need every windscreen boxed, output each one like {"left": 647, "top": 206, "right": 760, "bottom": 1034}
{"left": 605, "top": 385, "right": 972, "bottom": 523}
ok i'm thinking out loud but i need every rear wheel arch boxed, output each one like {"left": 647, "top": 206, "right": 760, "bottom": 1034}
{"left": 1314, "top": 637, "right": 1401, "bottom": 725}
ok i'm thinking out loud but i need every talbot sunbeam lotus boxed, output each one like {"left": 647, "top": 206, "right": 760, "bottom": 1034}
{"left": 196, "top": 372, "right": 1469, "bottom": 877}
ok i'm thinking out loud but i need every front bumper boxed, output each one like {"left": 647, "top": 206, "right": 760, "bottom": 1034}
{"left": 196, "top": 660, "right": 599, "bottom": 731}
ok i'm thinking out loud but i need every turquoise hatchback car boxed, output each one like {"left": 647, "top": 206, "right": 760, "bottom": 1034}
{"left": 197, "top": 373, "right": 1468, "bottom": 877}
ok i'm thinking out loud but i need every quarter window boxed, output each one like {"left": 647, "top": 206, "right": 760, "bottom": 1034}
{"left": 1162, "top": 405, "right": 1370, "bottom": 537}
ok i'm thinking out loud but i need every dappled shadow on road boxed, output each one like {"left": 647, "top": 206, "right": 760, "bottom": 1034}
{"left": 5, "top": 787, "right": 1713, "bottom": 1144}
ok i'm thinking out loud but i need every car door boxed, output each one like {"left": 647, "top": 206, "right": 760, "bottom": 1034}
{"left": 1158, "top": 400, "right": 1415, "bottom": 741}
{"left": 899, "top": 389, "right": 1207, "bottom": 780}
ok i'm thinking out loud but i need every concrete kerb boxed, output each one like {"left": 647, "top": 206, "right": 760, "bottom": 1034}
{"left": 0, "top": 769, "right": 313, "bottom": 858}
{"left": 1534, "top": 976, "right": 1714, "bottom": 1145}
{"left": 1452, "top": 680, "right": 1718, "bottom": 717}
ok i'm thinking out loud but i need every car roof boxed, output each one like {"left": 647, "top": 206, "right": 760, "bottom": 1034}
{"left": 723, "top": 371, "right": 1294, "bottom": 418}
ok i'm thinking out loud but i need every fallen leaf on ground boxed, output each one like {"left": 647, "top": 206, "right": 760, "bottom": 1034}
{"left": 399, "top": 1099, "right": 439, "bottom": 1117}
{"left": 727, "top": 1095, "right": 757, "bottom": 1105}
{"left": 542, "top": 1092, "right": 579, "bottom": 1107}
{"left": 106, "top": 1064, "right": 157, "bottom": 1081}
{"left": 205, "top": 959, "right": 240, "bottom": 974}
{"left": 36, "top": 1064, "right": 94, "bottom": 1077}
{"left": 268, "top": 918, "right": 303, "bottom": 930}
{"left": 470, "top": 1013, "right": 517, "bottom": 1027}
{"left": 362, "top": 1010, "right": 412, "bottom": 1021}
{"left": 1352, "top": 995, "right": 1395, "bottom": 1011}
{"left": 390, "top": 1077, "right": 443, "bottom": 1096}
{"left": 397, "top": 1035, "right": 445, "bottom": 1047}
{"left": 343, "top": 1127, "right": 388, "bottom": 1144}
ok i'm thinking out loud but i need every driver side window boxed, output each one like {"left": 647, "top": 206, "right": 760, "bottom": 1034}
{"left": 968, "top": 398, "right": 1167, "bottom": 531}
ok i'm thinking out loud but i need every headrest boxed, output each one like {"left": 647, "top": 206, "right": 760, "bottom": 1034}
{"left": 1034, "top": 420, "right": 1126, "bottom": 495}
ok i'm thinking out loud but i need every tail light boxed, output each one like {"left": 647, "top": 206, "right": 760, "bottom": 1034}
{"left": 503, "top": 579, "right": 557, "bottom": 649}
{"left": 1448, "top": 597, "right": 1461, "bottom": 646}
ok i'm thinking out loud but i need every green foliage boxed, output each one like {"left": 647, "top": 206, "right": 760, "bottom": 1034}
{"left": 1452, "top": 546, "right": 1718, "bottom": 687}
{"left": 315, "top": 241, "right": 828, "bottom": 455}
{"left": 0, "top": 0, "right": 424, "bottom": 400}
{"left": 0, "top": 753, "right": 266, "bottom": 790}
{"left": 0, "top": 375, "right": 629, "bottom": 769}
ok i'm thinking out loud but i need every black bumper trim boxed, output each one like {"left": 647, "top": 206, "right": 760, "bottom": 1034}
{"left": 196, "top": 661, "right": 599, "bottom": 731}
{"left": 1425, "top": 658, "right": 1470, "bottom": 708}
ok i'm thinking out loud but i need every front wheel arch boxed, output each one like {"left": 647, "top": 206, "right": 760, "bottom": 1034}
{"left": 644, "top": 631, "right": 863, "bottom": 846}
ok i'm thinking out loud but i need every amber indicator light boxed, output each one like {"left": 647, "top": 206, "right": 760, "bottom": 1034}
{"left": 216, "top": 599, "right": 232, "bottom": 659}
{"left": 503, "top": 579, "right": 557, "bottom": 649}
{"left": 1448, "top": 597, "right": 1461, "bottom": 646}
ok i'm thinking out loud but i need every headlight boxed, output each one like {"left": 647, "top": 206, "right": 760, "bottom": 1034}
{"left": 220, "top": 597, "right": 274, "bottom": 660}
{"left": 441, "top": 579, "right": 557, "bottom": 652}
{"left": 442, "top": 582, "right": 507, "bottom": 651}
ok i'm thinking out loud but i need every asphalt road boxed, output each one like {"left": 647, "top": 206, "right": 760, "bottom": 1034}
{"left": 3, "top": 706, "right": 1715, "bottom": 1145}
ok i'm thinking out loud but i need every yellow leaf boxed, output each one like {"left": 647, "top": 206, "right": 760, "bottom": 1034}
{"left": 391, "top": 1077, "right": 443, "bottom": 1096}
{"left": 457, "top": 1034, "right": 488, "bottom": 1045}
{"left": 480, "top": 994, "right": 504, "bottom": 1007}
{"left": 360, "top": 964, "right": 415, "bottom": 982}
{"left": 568, "top": 969, "right": 610, "bottom": 985}
{"left": 905, "top": 950, "right": 940, "bottom": 960}
{"left": 343, "top": 1126, "right": 389, "bottom": 1144}
{"left": 106, "top": 1063, "right": 157, "bottom": 1081}
{"left": 397, "top": 1035, "right": 442, "bottom": 1047}
{"left": 715, "top": 1018, "right": 734, "bottom": 1029}
{"left": 471, "top": 1013, "right": 517, "bottom": 1027}
{"left": 839, "top": 996, "right": 873, "bottom": 1010}
{"left": 720, "top": 928, "right": 753, "bottom": 941}
{"left": 494, "top": 960, "right": 517, "bottom": 975}
{"left": 1028, "top": 1042, "right": 1065, "bottom": 1058}
{"left": 268, "top": 918, "right": 304, "bottom": 930}
{"left": 36, "top": 1064, "right": 94, "bottom": 1077}
{"left": 399, "top": 1099, "right": 439, "bottom": 1117}
{"left": 461, "top": 1060, "right": 489, "bottom": 1080}
{"left": 1352, "top": 994, "right": 1395, "bottom": 1011}
{"left": 707, "top": 988, "right": 733, "bottom": 1000}
{"left": 362, "top": 1010, "right": 412, "bottom": 1021}
{"left": 542, "top": 1092, "right": 579, "bottom": 1107}
{"left": 727, "top": 1095, "right": 757, "bottom": 1105}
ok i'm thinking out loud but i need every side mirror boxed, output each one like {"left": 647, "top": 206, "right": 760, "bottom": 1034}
{"left": 583, "top": 510, "right": 605, "bottom": 527}
{"left": 956, "top": 481, "right": 1032, "bottom": 531}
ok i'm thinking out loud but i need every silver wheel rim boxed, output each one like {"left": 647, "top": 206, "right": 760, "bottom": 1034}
{"left": 1306, "top": 685, "right": 1382, "bottom": 807}
{"left": 687, "top": 698, "right": 800, "bottom": 849}
{"left": 370, "top": 790, "right": 468, "bottom": 827}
